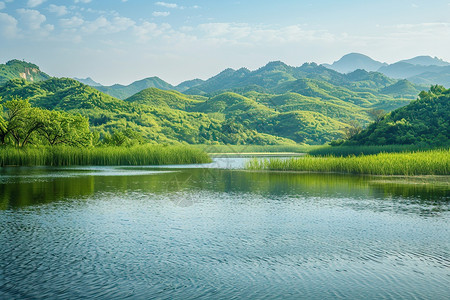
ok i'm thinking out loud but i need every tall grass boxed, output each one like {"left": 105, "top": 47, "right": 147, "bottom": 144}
{"left": 0, "top": 145, "right": 211, "bottom": 166}
{"left": 193, "top": 144, "right": 319, "bottom": 153}
{"left": 308, "top": 144, "right": 436, "bottom": 157}
{"left": 247, "top": 149, "right": 450, "bottom": 176}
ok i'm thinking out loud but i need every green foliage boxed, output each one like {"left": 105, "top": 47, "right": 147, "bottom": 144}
{"left": 247, "top": 149, "right": 450, "bottom": 175}
{"left": 125, "top": 87, "right": 204, "bottom": 110}
{"left": 0, "top": 145, "right": 211, "bottom": 166}
{"left": 0, "top": 98, "right": 91, "bottom": 147}
{"left": 348, "top": 86, "right": 450, "bottom": 146}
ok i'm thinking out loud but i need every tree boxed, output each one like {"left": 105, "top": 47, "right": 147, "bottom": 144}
{"left": 39, "top": 111, "right": 91, "bottom": 147}
{"left": 2, "top": 99, "right": 45, "bottom": 147}
{"left": 368, "top": 108, "right": 386, "bottom": 123}
{"left": 343, "top": 120, "right": 362, "bottom": 140}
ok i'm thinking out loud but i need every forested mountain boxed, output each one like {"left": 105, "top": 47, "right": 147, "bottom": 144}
{"left": 95, "top": 77, "right": 175, "bottom": 99}
{"left": 348, "top": 86, "right": 450, "bottom": 146}
{"left": 0, "top": 60, "right": 50, "bottom": 85}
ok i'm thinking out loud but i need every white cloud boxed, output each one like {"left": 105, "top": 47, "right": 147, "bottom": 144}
{"left": 48, "top": 4, "right": 68, "bottom": 16}
{"left": 60, "top": 16, "right": 84, "bottom": 28}
{"left": 16, "top": 8, "right": 54, "bottom": 36}
{"left": 27, "top": 0, "right": 46, "bottom": 8}
{"left": 153, "top": 11, "right": 170, "bottom": 17}
{"left": 81, "top": 15, "right": 135, "bottom": 34}
{"left": 17, "top": 8, "right": 46, "bottom": 30}
{"left": 74, "top": 0, "right": 92, "bottom": 3}
{"left": 196, "top": 23, "right": 333, "bottom": 45}
{"left": 155, "top": 2, "right": 181, "bottom": 9}
{"left": 0, "top": 12, "right": 18, "bottom": 38}
{"left": 133, "top": 21, "right": 171, "bottom": 42}
{"left": 0, "top": 2, "right": 5, "bottom": 10}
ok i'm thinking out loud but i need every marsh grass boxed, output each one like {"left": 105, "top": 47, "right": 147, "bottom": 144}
{"left": 308, "top": 145, "right": 435, "bottom": 157}
{"left": 193, "top": 144, "right": 319, "bottom": 153}
{"left": 247, "top": 149, "right": 450, "bottom": 176}
{"left": 0, "top": 145, "right": 211, "bottom": 166}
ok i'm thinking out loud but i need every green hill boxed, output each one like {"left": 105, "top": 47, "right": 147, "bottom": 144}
{"left": 0, "top": 60, "right": 50, "bottom": 85}
{"left": 348, "top": 85, "right": 450, "bottom": 146}
{"left": 125, "top": 88, "right": 204, "bottom": 110}
{"left": 0, "top": 78, "right": 296, "bottom": 145}
{"left": 380, "top": 79, "right": 421, "bottom": 97}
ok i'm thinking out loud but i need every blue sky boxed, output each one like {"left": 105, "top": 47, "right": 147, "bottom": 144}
{"left": 1, "top": 0, "right": 449, "bottom": 85}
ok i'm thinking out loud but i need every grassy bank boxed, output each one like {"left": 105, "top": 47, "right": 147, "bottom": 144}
{"left": 0, "top": 145, "right": 211, "bottom": 166}
{"left": 193, "top": 144, "right": 320, "bottom": 154}
{"left": 247, "top": 149, "right": 450, "bottom": 176}
{"left": 308, "top": 144, "right": 435, "bottom": 157}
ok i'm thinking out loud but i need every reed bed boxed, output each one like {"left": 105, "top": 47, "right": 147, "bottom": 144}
{"left": 247, "top": 149, "right": 450, "bottom": 176}
{"left": 193, "top": 144, "right": 319, "bottom": 153}
{"left": 308, "top": 144, "right": 434, "bottom": 157}
{"left": 0, "top": 145, "right": 211, "bottom": 166}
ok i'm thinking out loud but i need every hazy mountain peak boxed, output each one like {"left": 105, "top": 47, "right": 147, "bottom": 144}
{"left": 74, "top": 77, "right": 103, "bottom": 86}
{"left": 325, "top": 53, "right": 387, "bottom": 74}
{"left": 399, "top": 56, "right": 450, "bottom": 67}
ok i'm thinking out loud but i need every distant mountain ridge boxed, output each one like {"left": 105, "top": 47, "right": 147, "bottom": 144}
{"left": 74, "top": 77, "right": 103, "bottom": 86}
{"left": 323, "top": 53, "right": 450, "bottom": 87}
{"left": 95, "top": 77, "right": 175, "bottom": 99}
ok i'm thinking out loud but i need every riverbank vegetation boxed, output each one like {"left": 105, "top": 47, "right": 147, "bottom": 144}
{"left": 193, "top": 144, "right": 320, "bottom": 154}
{"left": 0, "top": 145, "right": 211, "bottom": 166}
{"left": 247, "top": 149, "right": 450, "bottom": 176}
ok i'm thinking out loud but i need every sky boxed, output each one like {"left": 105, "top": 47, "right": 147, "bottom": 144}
{"left": 1, "top": 0, "right": 449, "bottom": 85}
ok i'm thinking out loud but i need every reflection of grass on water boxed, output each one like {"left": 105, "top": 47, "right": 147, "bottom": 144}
{"left": 0, "top": 145, "right": 211, "bottom": 166}
{"left": 247, "top": 149, "right": 450, "bottom": 176}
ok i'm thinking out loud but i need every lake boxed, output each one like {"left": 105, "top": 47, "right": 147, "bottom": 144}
{"left": 0, "top": 157, "right": 449, "bottom": 299}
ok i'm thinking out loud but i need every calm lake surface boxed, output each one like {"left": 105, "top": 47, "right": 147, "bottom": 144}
{"left": 0, "top": 157, "right": 449, "bottom": 299}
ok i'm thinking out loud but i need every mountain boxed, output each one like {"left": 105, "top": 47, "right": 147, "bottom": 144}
{"left": 0, "top": 60, "right": 50, "bottom": 85}
{"left": 74, "top": 77, "right": 103, "bottom": 86}
{"left": 348, "top": 85, "right": 449, "bottom": 146}
{"left": 377, "top": 62, "right": 445, "bottom": 79}
{"left": 322, "top": 53, "right": 387, "bottom": 73}
{"left": 175, "top": 79, "right": 205, "bottom": 92}
{"left": 407, "top": 67, "right": 450, "bottom": 88}
{"left": 0, "top": 59, "right": 434, "bottom": 146}
{"left": 399, "top": 56, "right": 450, "bottom": 67}
{"left": 95, "top": 77, "right": 175, "bottom": 99}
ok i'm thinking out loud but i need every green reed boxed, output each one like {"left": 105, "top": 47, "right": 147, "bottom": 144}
{"left": 308, "top": 144, "right": 435, "bottom": 157}
{"left": 0, "top": 145, "right": 211, "bottom": 166}
{"left": 247, "top": 149, "right": 450, "bottom": 176}
{"left": 193, "top": 144, "right": 320, "bottom": 153}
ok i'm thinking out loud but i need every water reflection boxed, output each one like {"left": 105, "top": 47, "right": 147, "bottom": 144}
{"left": 0, "top": 164, "right": 448, "bottom": 215}
{"left": 0, "top": 159, "right": 449, "bottom": 299}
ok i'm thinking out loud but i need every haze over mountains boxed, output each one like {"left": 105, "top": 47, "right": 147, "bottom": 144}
{"left": 324, "top": 53, "right": 450, "bottom": 87}
{"left": 67, "top": 53, "right": 450, "bottom": 100}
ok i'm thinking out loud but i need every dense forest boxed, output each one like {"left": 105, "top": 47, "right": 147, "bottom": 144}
{"left": 346, "top": 85, "right": 449, "bottom": 146}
